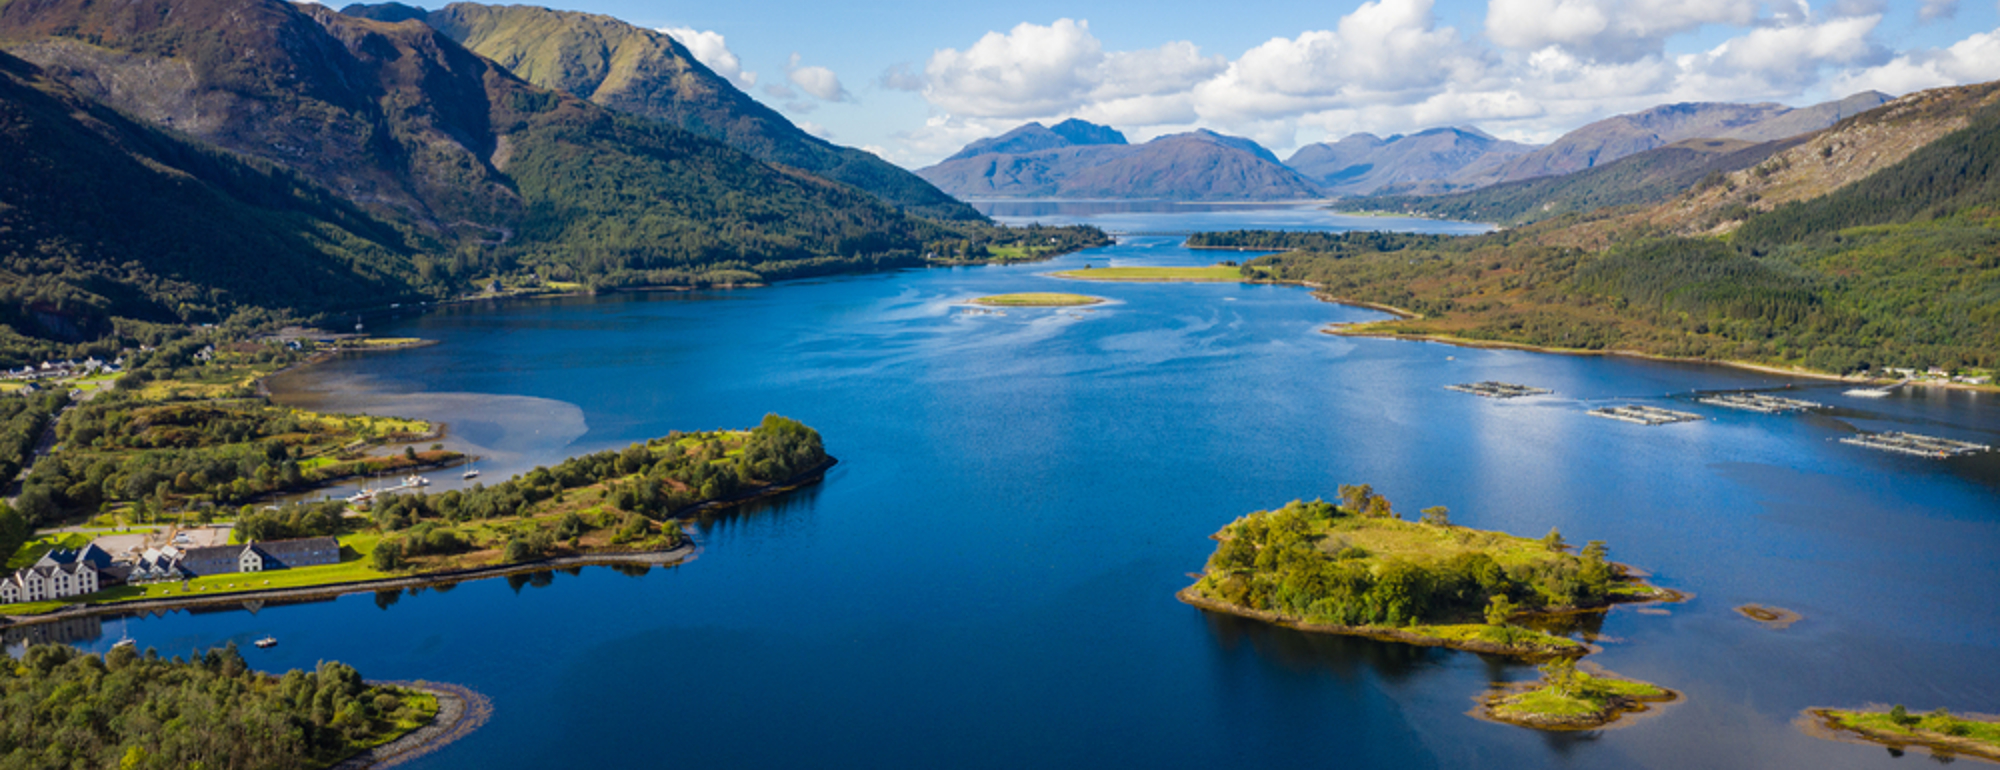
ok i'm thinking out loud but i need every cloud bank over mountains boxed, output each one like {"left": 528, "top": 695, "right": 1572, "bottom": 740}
{"left": 669, "top": 0, "right": 2000, "bottom": 166}
{"left": 895, "top": 0, "right": 2000, "bottom": 163}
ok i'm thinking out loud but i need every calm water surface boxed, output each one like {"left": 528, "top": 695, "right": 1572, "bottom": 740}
{"left": 79, "top": 206, "right": 2000, "bottom": 767}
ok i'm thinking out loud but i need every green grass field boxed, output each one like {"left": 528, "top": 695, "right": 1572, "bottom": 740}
{"left": 1051, "top": 265, "right": 1248, "bottom": 282}
{"left": 1830, "top": 708, "right": 2000, "bottom": 747}
{"left": 970, "top": 293, "right": 1105, "bottom": 307}
{"left": 1492, "top": 671, "right": 1668, "bottom": 720}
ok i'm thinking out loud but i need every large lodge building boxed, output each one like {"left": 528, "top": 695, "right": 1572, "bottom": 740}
{"left": 0, "top": 537, "right": 340, "bottom": 604}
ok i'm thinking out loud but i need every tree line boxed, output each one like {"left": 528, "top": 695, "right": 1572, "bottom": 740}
{"left": 0, "top": 642, "right": 432, "bottom": 770}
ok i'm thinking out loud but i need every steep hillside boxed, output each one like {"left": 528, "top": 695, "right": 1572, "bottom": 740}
{"left": 0, "top": 48, "right": 425, "bottom": 359}
{"left": 1287, "top": 127, "right": 1538, "bottom": 196}
{"left": 343, "top": 2, "right": 981, "bottom": 221}
{"left": 0, "top": 0, "right": 939, "bottom": 288}
{"left": 1643, "top": 82, "right": 2000, "bottom": 236}
{"left": 1195, "top": 80, "right": 2000, "bottom": 375}
{"left": 921, "top": 127, "right": 1321, "bottom": 200}
{"left": 945, "top": 118, "right": 1125, "bottom": 161}
{"left": 1353, "top": 137, "right": 1800, "bottom": 226}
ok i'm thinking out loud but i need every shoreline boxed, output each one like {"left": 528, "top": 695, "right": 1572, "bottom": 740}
{"left": 1312, "top": 298, "right": 1999, "bottom": 393}
{"left": 333, "top": 680, "right": 493, "bottom": 770}
{"left": 1176, "top": 587, "right": 1589, "bottom": 660}
{"left": 2, "top": 543, "right": 698, "bottom": 627}
{"left": 5, "top": 453, "right": 838, "bottom": 625}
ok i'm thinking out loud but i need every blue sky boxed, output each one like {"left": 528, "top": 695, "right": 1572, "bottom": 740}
{"left": 381, "top": 0, "right": 2000, "bottom": 166}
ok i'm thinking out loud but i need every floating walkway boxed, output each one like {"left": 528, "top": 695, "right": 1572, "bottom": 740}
{"left": 1838, "top": 431, "right": 1991, "bottom": 459}
{"left": 1588, "top": 405, "right": 1703, "bottom": 426}
{"left": 1445, "top": 381, "right": 1552, "bottom": 399}
{"left": 1696, "top": 393, "right": 1824, "bottom": 414}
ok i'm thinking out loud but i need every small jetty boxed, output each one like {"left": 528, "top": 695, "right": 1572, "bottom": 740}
{"left": 1838, "top": 431, "right": 1991, "bottom": 458}
{"left": 1588, "top": 405, "right": 1703, "bottom": 425}
{"left": 345, "top": 475, "right": 430, "bottom": 507}
{"left": 1697, "top": 392, "right": 1823, "bottom": 414}
{"left": 1445, "top": 381, "right": 1552, "bottom": 399}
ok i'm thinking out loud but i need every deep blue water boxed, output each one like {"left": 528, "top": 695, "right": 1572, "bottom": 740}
{"left": 65, "top": 209, "right": 2000, "bottom": 768}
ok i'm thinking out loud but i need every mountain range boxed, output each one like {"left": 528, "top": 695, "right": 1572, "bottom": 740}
{"left": 918, "top": 126, "right": 1322, "bottom": 201}
{"left": 0, "top": 0, "right": 1016, "bottom": 360}
{"left": 928, "top": 92, "right": 1894, "bottom": 202}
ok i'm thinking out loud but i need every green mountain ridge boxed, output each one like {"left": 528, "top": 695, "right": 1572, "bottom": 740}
{"left": 342, "top": 1, "right": 981, "bottom": 222}
{"left": 1199, "top": 79, "right": 2000, "bottom": 374}
{"left": 0, "top": 47, "right": 428, "bottom": 362}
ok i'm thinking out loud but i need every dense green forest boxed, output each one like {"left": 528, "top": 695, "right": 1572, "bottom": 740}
{"left": 0, "top": 643, "right": 435, "bottom": 770}
{"left": 0, "top": 49, "right": 433, "bottom": 356}
{"left": 1192, "top": 494, "right": 1622, "bottom": 628}
{"left": 0, "top": 391, "right": 65, "bottom": 487}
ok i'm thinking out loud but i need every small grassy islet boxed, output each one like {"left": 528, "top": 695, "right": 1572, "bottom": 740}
{"left": 1051, "top": 264, "right": 1251, "bottom": 282}
{"left": 970, "top": 292, "right": 1105, "bottom": 307}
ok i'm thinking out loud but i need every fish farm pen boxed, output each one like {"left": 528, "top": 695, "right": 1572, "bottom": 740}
{"left": 1445, "top": 381, "right": 1553, "bottom": 399}
{"left": 1697, "top": 393, "right": 1824, "bottom": 413}
{"left": 1588, "top": 405, "right": 1704, "bottom": 425}
{"left": 1839, "top": 431, "right": 1992, "bottom": 458}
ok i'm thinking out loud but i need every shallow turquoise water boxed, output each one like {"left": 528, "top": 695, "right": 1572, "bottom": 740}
{"left": 65, "top": 208, "right": 2000, "bottom": 768}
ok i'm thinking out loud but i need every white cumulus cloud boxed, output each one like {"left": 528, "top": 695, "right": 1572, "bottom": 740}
{"left": 1832, "top": 28, "right": 2000, "bottom": 95}
{"left": 1485, "top": 0, "right": 1758, "bottom": 62}
{"left": 787, "top": 53, "right": 851, "bottom": 103}
{"left": 883, "top": 0, "right": 2000, "bottom": 166}
{"left": 659, "top": 27, "right": 757, "bottom": 90}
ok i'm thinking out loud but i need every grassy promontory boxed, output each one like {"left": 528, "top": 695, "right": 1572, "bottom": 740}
{"left": 969, "top": 293, "right": 1105, "bottom": 307}
{"left": 1807, "top": 706, "right": 2000, "bottom": 762}
{"left": 1182, "top": 488, "right": 1678, "bottom": 729}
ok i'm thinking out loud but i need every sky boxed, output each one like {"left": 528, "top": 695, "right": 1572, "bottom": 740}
{"left": 378, "top": 0, "right": 2000, "bottom": 168}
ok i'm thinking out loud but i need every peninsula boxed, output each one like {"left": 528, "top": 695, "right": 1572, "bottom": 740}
{"left": 1181, "top": 488, "right": 1677, "bottom": 729}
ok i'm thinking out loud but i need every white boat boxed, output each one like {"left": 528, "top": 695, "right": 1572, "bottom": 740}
{"left": 462, "top": 463, "right": 480, "bottom": 480}
{"left": 1844, "top": 388, "right": 1892, "bottom": 398}
{"left": 403, "top": 474, "right": 430, "bottom": 487}
{"left": 346, "top": 487, "right": 377, "bottom": 505}
{"left": 254, "top": 636, "right": 277, "bottom": 649}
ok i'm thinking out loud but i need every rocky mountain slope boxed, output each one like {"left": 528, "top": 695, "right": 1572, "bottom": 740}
{"left": 0, "top": 0, "right": 935, "bottom": 280}
{"left": 342, "top": 2, "right": 979, "bottom": 221}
